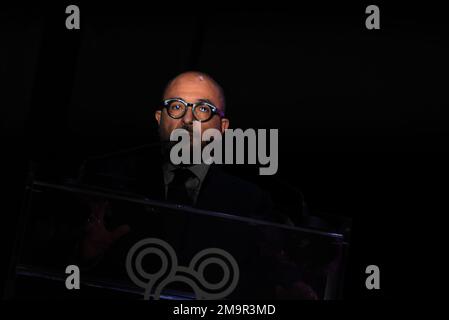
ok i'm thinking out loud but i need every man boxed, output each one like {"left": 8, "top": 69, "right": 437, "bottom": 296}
{"left": 19, "top": 71, "right": 325, "bottom": 299}
{"left": 76, "top": 71, "right": 293, "bottom": 265}
{"left": 79, "top": 71, "right": 287, "bottom": 258}
{"left": 80, "top": 71, "right": 283, "bottom": 224}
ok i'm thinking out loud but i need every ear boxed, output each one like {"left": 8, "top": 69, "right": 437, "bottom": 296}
{"left": 220, "top": 118, "right": 230, "bottom": 134}
{"left": 155, "top": 110, "right": 161, "bottom": 125}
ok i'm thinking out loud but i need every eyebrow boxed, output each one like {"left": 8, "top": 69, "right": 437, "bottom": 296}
{"left": 196, "top": 98, "right": 216, "bottom": 106}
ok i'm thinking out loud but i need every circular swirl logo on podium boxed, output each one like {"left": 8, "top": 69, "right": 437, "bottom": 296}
{"left": 126, "top": 238, "right": 239, "bottom": 300}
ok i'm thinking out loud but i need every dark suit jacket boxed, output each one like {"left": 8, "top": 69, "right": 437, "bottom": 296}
{"left": 77, "top": 144, "right": 283, "bottom": 223}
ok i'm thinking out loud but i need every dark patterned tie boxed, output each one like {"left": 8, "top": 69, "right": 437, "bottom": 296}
{"left": 166, "top": 168, "right": 194, "bottom": 206}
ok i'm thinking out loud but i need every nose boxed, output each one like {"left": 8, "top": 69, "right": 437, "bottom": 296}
{"left": 181, "top": 105, "right": 194, "bottom": 124}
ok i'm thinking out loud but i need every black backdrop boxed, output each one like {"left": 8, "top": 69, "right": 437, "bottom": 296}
{"left": 1, "top": 2, "right": 448, "bottom": 299}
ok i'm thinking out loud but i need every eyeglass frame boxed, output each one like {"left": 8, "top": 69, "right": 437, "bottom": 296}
{"left": 162, "top": 97, "right": 225, "bottom": 122}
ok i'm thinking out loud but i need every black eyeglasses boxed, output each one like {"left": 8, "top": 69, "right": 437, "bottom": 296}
{"left": 162, "top": 98, "right": 224, "bottom": 122}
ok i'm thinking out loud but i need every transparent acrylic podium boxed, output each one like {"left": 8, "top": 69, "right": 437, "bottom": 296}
{"left": 8, "top": 180, "right": 348, "bottom": 300}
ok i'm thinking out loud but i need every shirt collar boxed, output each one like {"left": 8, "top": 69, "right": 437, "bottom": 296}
{"left": 163, "top": 162, "right": 210, "bottom": 185}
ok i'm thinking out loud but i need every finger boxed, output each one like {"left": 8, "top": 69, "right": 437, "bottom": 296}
{"left": 111, "top": 224, "right": 131, "bottom": 241}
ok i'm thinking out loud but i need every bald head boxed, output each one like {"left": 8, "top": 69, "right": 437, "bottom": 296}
{"left": 156, "top": 71, "right": 230, "bottom": 143}
{"left": 163, "top": 71, "right": 226, "bottom": 114}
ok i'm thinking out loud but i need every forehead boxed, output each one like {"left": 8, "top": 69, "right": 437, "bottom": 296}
{"left": 164, "top": 76, "right": 221, "bottom": 106}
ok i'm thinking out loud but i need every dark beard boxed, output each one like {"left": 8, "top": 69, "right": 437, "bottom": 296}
{"left": 160, "top": 140, "right": 214, "bottom": 167}
{"left": 160, "top": 139, "right": 198, "bottom": 167}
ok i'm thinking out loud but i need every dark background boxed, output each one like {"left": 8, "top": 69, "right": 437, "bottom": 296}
{"left": 1, "top": 2, "right": 448, "bottom": 299}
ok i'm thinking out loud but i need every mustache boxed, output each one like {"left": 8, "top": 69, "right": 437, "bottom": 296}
{"left": 181, "top": 124, "right": 194, "bottom": 134}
